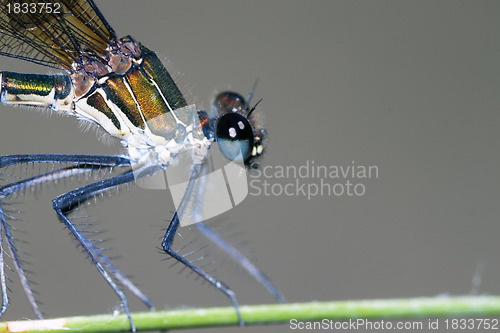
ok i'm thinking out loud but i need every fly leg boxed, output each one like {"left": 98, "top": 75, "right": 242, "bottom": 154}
{"left": 162, "top": 212, "right": 244, "bottom": 326}
{"left": 52, "top": 169, "right": 156, "bottom": 332}
{"left": 0, "top": 154, "right": 131, "bottom": 319}
{"left": 195, "top": 221, "right": 286, "bottom": 303}
{"left": 0, "top": 165, "right": 95, "bottom": 318}
{"left": 0, "top": 155, "right": 154, "bottom": 327}
{"left": 161, "top": 163, "right": 244, "bottom": 326}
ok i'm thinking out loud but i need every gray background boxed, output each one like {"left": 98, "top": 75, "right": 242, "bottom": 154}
{"left": 0, "top": 1, "right": 499, "bottom": 332}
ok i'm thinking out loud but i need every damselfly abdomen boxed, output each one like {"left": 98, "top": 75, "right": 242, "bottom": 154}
{"left": 0, "top": 0, "right": 284, "bottom": 329}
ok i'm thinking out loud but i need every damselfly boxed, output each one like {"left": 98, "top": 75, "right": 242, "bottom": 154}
{"left": 0, "top": 0, "right": 284, "bottom": 329}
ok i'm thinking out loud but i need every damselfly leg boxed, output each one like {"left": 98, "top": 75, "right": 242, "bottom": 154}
{"left": 0, "top": 155, "right": 154, "bottom": 329}
{"left": 53, "top": 168, "right": 153, "bottom": 331}
{"left": 0, "top": 0, "right": 285, "bottom": 329}
{"left": 162, "top": 212, "right": 243, "bottom": 325}
{"left": 0, "top": 153, "right": 283, "bottom": 327}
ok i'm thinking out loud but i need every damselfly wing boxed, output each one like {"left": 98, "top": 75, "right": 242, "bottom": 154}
{"left": 0, "top": 0, "right": 283, "bottom": 329}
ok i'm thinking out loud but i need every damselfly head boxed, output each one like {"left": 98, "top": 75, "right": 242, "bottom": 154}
{"left": 212, "top": 91, "right": 266, "bottom": 165}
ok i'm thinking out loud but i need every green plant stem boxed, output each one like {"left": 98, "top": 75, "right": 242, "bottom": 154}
{"left": 1, "top": 296, "right": 500, "bottom": 332}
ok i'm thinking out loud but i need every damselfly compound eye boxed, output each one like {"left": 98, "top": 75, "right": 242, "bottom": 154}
{"left": 216, "top": 113, "right": 254, "bottom": 161}
{"left": 213, "top": 91, "right": 246, "bottom": 114}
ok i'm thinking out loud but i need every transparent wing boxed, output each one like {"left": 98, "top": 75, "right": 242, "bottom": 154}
{"left": 0, "top": 0, "right": 116, "bottom": 70}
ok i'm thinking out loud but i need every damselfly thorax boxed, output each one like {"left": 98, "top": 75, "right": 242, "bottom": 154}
{"left": 0, "top": 0, "right": 281, "bottom": 330}
{"left": 0, "top": 35, "right": 262, "bottom": 168}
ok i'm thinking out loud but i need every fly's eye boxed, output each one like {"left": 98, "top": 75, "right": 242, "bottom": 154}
{"left": 213, "top": 91, "right": 246, "bottom": 114}
{"left": 216, "top": 113, "right": 254, "bottom": 162}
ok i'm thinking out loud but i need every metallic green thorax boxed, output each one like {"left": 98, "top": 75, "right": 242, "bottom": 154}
{"left": 0, "top": 43, "right": 192, "bottom": 144}
{"left": 0, "top": 37, "right": 209, "bottom": 167}
{"left": 92, "top": 45, "right": 188, "bottom": 140}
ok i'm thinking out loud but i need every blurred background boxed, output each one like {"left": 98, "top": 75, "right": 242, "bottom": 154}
{"left": 0, "top": 1, "right": 499, "bottom": 332}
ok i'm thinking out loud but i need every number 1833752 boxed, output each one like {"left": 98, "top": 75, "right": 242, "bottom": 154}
{"left": 6, "top": 2, "right": 61, "bottom": 14}
{"left": 443, "top": 318, "right": 499, "bottom": 330}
